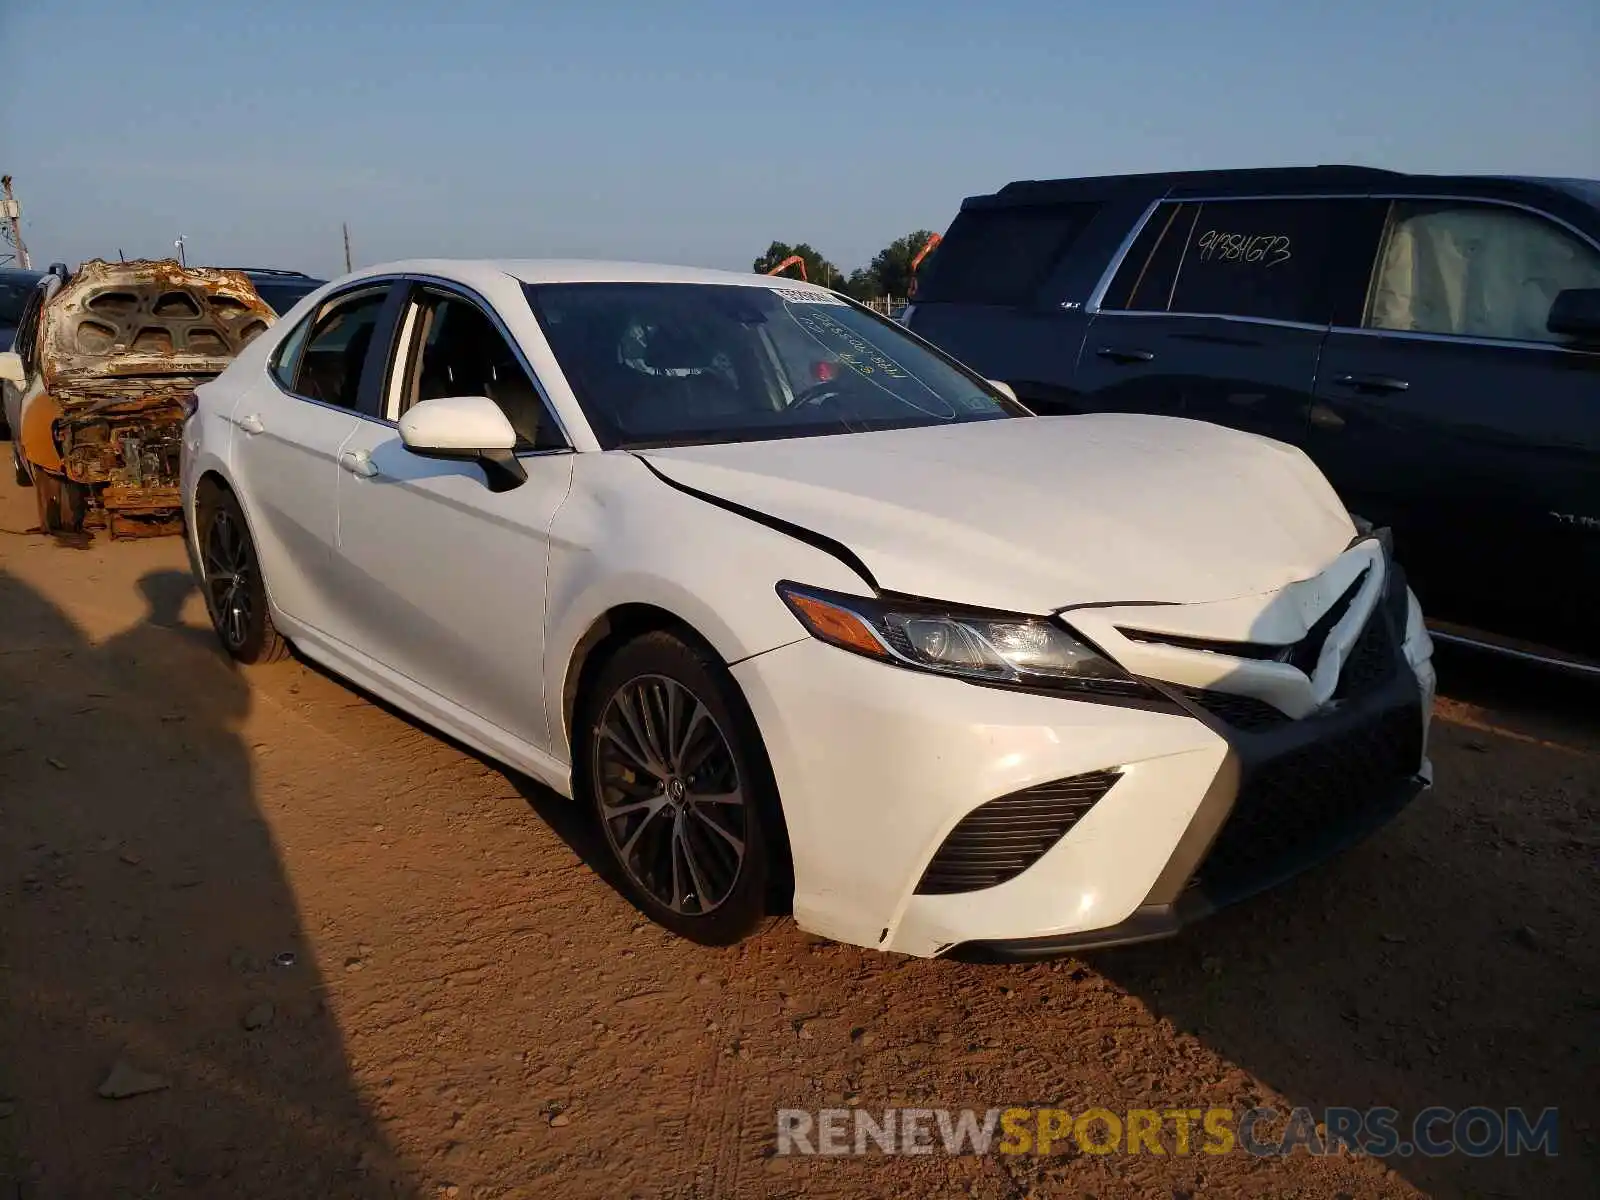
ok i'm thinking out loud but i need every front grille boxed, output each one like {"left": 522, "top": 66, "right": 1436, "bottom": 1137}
{"left": 915, "top": 770, "right": 1121, "bottom": 895}
{"left": 1193, "top": 703, "right": 1422, "bottom": 896}
{"left": 1172, "top": 685, "right": 1292, "bottom": 731}
{"left": 1118, "top": 570, "right": 1368, "bottom": 675}
{"left": 1335, "top": 606, "right": 1396, "bottom": 700}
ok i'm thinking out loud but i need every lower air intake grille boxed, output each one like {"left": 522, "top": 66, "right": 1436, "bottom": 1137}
{"left": 1172, "top": 686, "right": 1292, "bottom": 731}
{"left": 915, "top": 770, "right": 1120, "bottom": 895}
{"left": 1194, "top": 703, "right": 1422, "bottom": 897}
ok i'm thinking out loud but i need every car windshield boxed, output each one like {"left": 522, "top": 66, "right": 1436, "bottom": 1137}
{"left": 0, "top": 272, "right": 42, "bottom": 324}
{"left": 524, "top": 282, "right": 1022, "bottom": 448}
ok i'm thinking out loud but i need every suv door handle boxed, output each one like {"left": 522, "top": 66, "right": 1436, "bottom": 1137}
{"left": 235, "top": 413, "right": 265, "bottom": 435}
{"left": 1096, "top": 347, "right": 1156, "bottom": 365}
{"left": 1332, "top": 373, "right": 1409, "bottom": 394}
{"left": 339, "top": 450, "right": 378, "bottom": 478}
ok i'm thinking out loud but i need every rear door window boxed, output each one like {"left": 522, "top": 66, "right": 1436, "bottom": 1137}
{"left": 915, "top": 203, "right": 1100, "bottom": 306}
{"left": 1104, "top": 198, "right": 1342, "bottom": 324}
{"left": 283, "top": 288, "right": 388, "bottom": 410}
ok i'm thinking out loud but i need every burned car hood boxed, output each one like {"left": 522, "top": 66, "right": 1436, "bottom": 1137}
{"left": 40, "top": 259, "right": 275, "bottom": 406}
{"left": 636, "top": 414, "right": 1359, "bottom": 613}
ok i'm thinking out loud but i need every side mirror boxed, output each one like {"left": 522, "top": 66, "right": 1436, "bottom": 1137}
{"left": 987, "top": 380, "right": 1018, "bottom": 403}
{"left": 0, "top": 351, "right": 24, "bottom": 386}
{"left": 1547, "top": 288, "right": 1600, "bottom": 343}
{"left": 399, "top": 395, "right": 526, "bottom": 492}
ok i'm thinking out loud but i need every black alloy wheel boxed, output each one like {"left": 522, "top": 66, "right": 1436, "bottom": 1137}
{"left": 582, "top": 631, "right": 780, "bottom": 944}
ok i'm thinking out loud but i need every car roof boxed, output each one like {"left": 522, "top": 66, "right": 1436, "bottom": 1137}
{"left": 342, "top": 258, "right": 835, "bottom": 293}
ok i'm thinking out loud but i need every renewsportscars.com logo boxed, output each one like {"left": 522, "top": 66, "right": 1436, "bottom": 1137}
{"left": 775, "top": 1105, "right": 1559, "bottom": 1159}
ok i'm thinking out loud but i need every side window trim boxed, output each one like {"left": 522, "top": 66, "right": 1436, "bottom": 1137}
{"left": 267, "top": 280, "right": 396, "bottom": 417}
{"left": 398, "top": 274, "right": 573, "bottom": 453}
{"left": 1084, "top": 197, "right": 1163, "bottom": 314}
{"left": 1337, "top": 193, "right": 1600, "bottom": 353}
{"left": 1328, "top": 326, "right": 1600, "bottom": 356}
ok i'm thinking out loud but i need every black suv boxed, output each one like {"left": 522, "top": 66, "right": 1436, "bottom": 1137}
{"left": 905, "top": 166, "right": 1600, "bottom": 671}
{"left": 229, "top": 267, "right": 326, "bottom": 315}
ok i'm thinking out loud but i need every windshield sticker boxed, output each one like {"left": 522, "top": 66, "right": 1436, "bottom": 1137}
{"left": 768, "top": 287, "right": 847, "bottom": 305}
{"left": 781, "top": 307, "right": 958, "bottom": 419}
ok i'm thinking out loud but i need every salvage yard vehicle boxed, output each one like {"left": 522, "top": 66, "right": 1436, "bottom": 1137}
{"left": 905, "top": 166, "right": 1600, "bottom": 675}
{"left": 183, "top": 259, "right": 1436, "bottom": 957}
{"left": 0, "top": 259, "right": 275, "bottom": 537}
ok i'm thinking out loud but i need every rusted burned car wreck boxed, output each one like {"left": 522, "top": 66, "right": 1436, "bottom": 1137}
{"left": 6, "top": 259, "right": 274, "bottom": 537}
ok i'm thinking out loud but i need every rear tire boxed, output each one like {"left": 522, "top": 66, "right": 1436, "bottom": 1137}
{"left": 34, "top": 470, "right": 86, "bottom": 534}
{"left": 196, "top": 487, "right": 290, "bottom": 664}
{"left": 577, "top": 630, "right": 783, "bottom": 946}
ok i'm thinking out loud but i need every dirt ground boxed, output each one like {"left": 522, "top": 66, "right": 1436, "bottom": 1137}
{"left": 1, "top": 453, "right": 1595, "bottom": 1200}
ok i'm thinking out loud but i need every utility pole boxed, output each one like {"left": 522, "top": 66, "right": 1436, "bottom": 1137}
{"left": 174, "top": 235, "right": 187, "bottom": 267}
{"left": 342, "top": 222, "right": 353, "bottom": 273}
{"left": 2, "top": 175, "right": 32, "bottom": 269}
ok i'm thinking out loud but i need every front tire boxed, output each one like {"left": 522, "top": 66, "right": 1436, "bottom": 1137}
{"left": 197, "top": 487, "right": 289, "bottom": 664}
{"left": 578, "top": 631, "right": 780, "bottom": 946}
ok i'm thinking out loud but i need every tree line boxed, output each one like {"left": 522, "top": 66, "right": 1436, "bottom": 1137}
{"left": 752, "top": 231, "right": 938, "bottom": 301}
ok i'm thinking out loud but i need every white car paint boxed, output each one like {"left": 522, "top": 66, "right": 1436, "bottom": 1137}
{"left": 182, "top": 258, "right": 1435, "bottom": 957}
{"left": 637, "top": 413, "right": 1357, "bottom": 614}
{"left": 400, "top": 394, "right": 517, "bottom": 452}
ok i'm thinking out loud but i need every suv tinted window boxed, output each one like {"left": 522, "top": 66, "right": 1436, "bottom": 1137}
{"left": 1366, "top": 200, "right": 1600, "bottom": 344}
{"left": 916, "top": 203, "right": 1099, "bottom": 306}
{"left": 0, "top": 272, "right": 42, "bottom": 324}
{"left": 397, "top": 292, "right": 562, "bottom": 450}
{"left": 1105, "top": 198, "right": 1339, "bottom": 324}
{"left": 290, "top": 289, "right": 387, "bottom": 409}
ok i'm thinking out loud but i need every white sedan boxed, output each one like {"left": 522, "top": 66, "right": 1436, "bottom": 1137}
{"left": 181, "top": 260, "right": 1436, "bottom": 958}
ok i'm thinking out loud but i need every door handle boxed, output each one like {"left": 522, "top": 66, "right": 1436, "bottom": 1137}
{"left": 1332, "top": 373, "right": 1409, "bottom": 394}
{"left": 339, "top": 450, "right": 378, "bottom": 478}
{"left": 1096, "top": 347, "right": 1156, "bottom": 365}
{"left": 235, "top": 413, "right": 265, "bottom": 435}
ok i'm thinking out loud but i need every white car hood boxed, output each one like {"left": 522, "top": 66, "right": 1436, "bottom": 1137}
{"left": 636, "top": 414, "right": 1358, "bottom": 614}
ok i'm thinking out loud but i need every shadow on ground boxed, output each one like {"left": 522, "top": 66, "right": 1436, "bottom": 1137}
{"left": 1090, "top": 649, "right": 1599, "bottom": 1197}
{"left": 0, "top": 567, "right": 416, "bottom": 1197}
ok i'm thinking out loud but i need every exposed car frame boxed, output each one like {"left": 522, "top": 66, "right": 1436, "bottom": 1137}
{"left": 2, "top": 259, "right": 275, "bottom": 537}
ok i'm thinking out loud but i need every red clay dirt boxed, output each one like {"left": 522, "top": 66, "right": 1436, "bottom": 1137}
{"left": 1, "top": 459, "right": 1595, "bottom": 1198}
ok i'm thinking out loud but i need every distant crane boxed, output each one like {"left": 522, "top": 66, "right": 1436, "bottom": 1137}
{"left": 907, "top": 232, "right": 941, "bottom": 296}
{"left": 763, "top": 255, "right": 808, "bottom": 282}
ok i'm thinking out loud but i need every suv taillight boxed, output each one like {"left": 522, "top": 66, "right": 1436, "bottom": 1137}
{"left": 178, "top": 391, "right": 200, "bottom": 421}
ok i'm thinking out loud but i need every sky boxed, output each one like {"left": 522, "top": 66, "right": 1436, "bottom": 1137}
{"left": 2, "top": 0, "right": 1596, "bottom": 279}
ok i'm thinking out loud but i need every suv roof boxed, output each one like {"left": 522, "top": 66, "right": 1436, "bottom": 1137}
{"left": 972, "top": 165, "right": 1593, "bottom": 210}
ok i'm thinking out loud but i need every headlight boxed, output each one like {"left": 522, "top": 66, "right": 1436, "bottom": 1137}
{"left": 776, "top": 581, "right": 1156, "bottom": 700}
